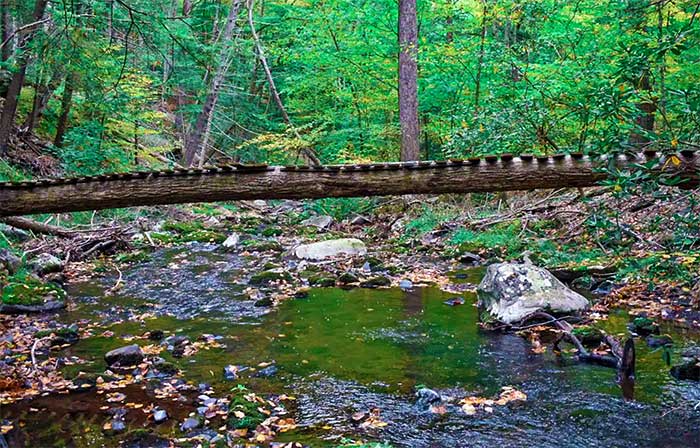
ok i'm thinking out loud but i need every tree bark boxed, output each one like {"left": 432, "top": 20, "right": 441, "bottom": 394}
{"left": 398, "top": 0, "right": 420, "bottom": 161}
{"left": 629, "top": 69, "right": 655, "bottom": 147}
{"left": 54, "top": 73, "right": 76, "bottom": 148}
{"left": 22, "top": 69, "right": 58, "bottom": 133}
{"left": 0, "top": 0, "right": 48, "bottom": 155}
{"left": 1, "top": 152, "right": 696, "bottom": 217}
{"left": 182, "top": 0, "right": 243, "bottom": 167}
{"left": 0, "top": 0, "right": 12, "bottom": 63}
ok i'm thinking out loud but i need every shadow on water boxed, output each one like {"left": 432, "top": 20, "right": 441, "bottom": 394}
{"left": 3, "top": 246, "right": 700, "bottom": 447}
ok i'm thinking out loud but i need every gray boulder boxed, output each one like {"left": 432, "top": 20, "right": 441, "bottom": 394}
{"left": 30, "top": 253, "right": 63, "bottom": 275}
{"left": 294, "top": 238, "right": 367, "bottom": 260}
{"left": 222, "top": 232, "right": 240, "bottom": 249}
{"left": 105, "top": 344, "right": 144, "bottom": 367}
{"left": 477, "top": 262, "right": 589, "bottom": 324}
{"left": 0, "top": 248, "right": 21, "bottom": 274}
{"left": 301, "top": 215, "right": 334, "bottom": 230}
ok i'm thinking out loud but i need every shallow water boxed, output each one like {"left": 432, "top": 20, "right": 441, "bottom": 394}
{"left": 3, "top": 246, "right": 700, "bottom": 447}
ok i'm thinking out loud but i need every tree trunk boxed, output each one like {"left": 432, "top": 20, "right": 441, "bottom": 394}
{"left": 22, "top": 70, "right": 58, "bottom": 133}
{"left": 182, "top": 0, "right": 243, "bottom": 167}
{"left": 182, "top": 0, "right": 192, "bottom": 17}
{"left": 1, "top": 0, "right": 12, "bottom": 62}
{"left": 0, "top": 0, "right": 48, "bottom": 155}
{"left": 1, "top": 152, "right": 696, "bottom": 217}
{"left": 54, "top": 73, "right": 76, "bottom": 148}
{"left": 629, "top": 69, "right": 655, "bottom": 147}
{"left": 474, "top": 0, "right": 488, "bottom": 111}
{"left": 398, "top": 0, "right": 420, "bottom": 161}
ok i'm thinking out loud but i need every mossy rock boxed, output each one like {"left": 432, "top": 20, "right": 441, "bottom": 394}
{"left": 247, "top": 240, "right": 283, "bottom": 252}
{"left": 249, "top": 270, "right": 293, "bottom": 286}
{"left": 360, "top": 276, "right": 391, "bottom": 288}
{"left": 337, "top": 272, "right": 359, "bottom": 284}
{"left": 363, "top": 256, "right": 385, "bottom": 271}
{"left": 36, "top": 326, "right": 79, "bottom": 346}
{"left": 309, "top": 275, "right": 336, "bottom": 287}
{"left": 1, "top": 274, "right": 66, "bottom": 309}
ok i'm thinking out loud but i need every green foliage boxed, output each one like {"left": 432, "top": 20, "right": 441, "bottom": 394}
{"left": 404, "top": 205, "right": 456, "bottom": 236}
{"left": 450, "top": 223, "right": 523, "bottom": 257}
{"left": 306, "top": 198, "right": 378, "bottom": 221}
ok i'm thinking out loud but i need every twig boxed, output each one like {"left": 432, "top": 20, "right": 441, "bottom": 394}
{"left": 31, "top": 336, "right": 51, "bottom": 372}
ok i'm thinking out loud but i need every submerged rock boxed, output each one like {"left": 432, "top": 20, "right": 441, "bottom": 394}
{"left": 670, "top": 357, "right": 700, "bottom": 381}
{"left": 180, "top": 417, "right": 201, "bottom": 432}
{"left": 105, "top": 345, "right": 144, "bottom": 367}
{"left": 444, "top": 297, "right": 465, "bottom": 306}
{"left": 295, "top": 238, "right": 367, "bottom": 260}
{"left": 415, "top": 388, "right": 442, "bottom": 409}
{"left": 477, "top": 262, "right": 589, "bottom": 324}
{"left": 646, "top": 334, "right": 673, "bottom": 348}
{"left": 254, "top": 365, "right": 278, "bottom": 378}
{"left": 628, "top": 317, "right": 660, "bottom": 336}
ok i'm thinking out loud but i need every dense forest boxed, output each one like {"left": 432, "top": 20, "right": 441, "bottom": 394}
{"left": 0, "top": 0, "right": 699, "bottom": 178}
{"left": 2, "top": 1, "right": 700, "bottom": 447}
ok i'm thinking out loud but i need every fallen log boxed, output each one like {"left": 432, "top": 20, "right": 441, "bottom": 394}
{"left": 1, "top": 216, "right": 75, "bottom": 237}
{"left": 0, "top": 151, "right": 697, "bottom": 216}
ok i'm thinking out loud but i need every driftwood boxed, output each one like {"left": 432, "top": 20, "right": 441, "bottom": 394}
{"left": 0, "top": 152, "right": 698, "bottom": 217}
{"left": 523, "top": 311, "right": 635, "bottom": 398}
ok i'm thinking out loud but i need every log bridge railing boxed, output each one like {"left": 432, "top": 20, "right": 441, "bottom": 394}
{"left": 1, "top": 150, "right": 698, "bottom": 217}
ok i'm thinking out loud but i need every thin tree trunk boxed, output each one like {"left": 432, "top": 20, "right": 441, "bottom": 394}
{"left": 0, "top": 0, "right": 48, "bottom": 155}
{"left": 474, "top": 0, "right": 487, "bottom": 111}
{"left": 1, "top": 0, "right": 12, "bottom": 62}
{"left": 182, "top": 0, "right": 192, "bottom": 17}
{"left": 54, "top": 73, "right": 76, "bottom": 148}
{"left": 629, "top": 70, "right": 655, "bottom": 147}
{"left": 398, "top": 0, "right": 420, "bottom": 161}
{"left": 182, "top": 0, "right": 243, "bottom": 166}
{"left": 247, "top": 0, "right": 320, "bottom": 165}
{"left": 22, "top": 70, "right": 58, "bottom": 133}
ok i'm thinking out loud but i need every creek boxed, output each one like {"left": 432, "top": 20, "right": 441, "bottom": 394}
{"left": 2, "top": 245, "right": 700, "bottom": 447}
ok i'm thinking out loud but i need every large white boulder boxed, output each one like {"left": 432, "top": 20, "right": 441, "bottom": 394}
{"left": 294, "top": 238, "right": 367, "bottom": 260}
{"left": 477, "top": 262, "right": 589, "bottom": 324}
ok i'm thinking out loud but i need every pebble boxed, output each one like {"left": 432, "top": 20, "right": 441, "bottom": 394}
{"left": 152, "top": 409, "right": 168, "bottom": 423}
{"left": 444, "top": 297, "right": 465, "bottom": 306}
{"left": 180, "top": 417, "right": 201, "bottom": 432}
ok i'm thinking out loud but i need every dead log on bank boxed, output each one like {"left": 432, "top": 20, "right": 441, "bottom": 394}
{"left": 0, "top": 151, "right": 697, "bottom": 217}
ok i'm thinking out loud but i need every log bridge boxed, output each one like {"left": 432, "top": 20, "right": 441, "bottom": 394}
{"left": 1, "top": 150, "right": 698, "bottom": 217}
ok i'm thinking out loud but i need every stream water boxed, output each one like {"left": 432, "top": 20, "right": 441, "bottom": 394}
{"left": 2, "top": 245, "right": 700, "bottom": 447}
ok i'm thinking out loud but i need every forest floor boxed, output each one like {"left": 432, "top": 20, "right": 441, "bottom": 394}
{"left": 2, "top": 185, "right": 700, "bottom": 446}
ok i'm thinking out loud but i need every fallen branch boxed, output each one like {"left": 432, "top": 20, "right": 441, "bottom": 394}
{"left": 2, "top": 216, "right": 75, "bottom": 237}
